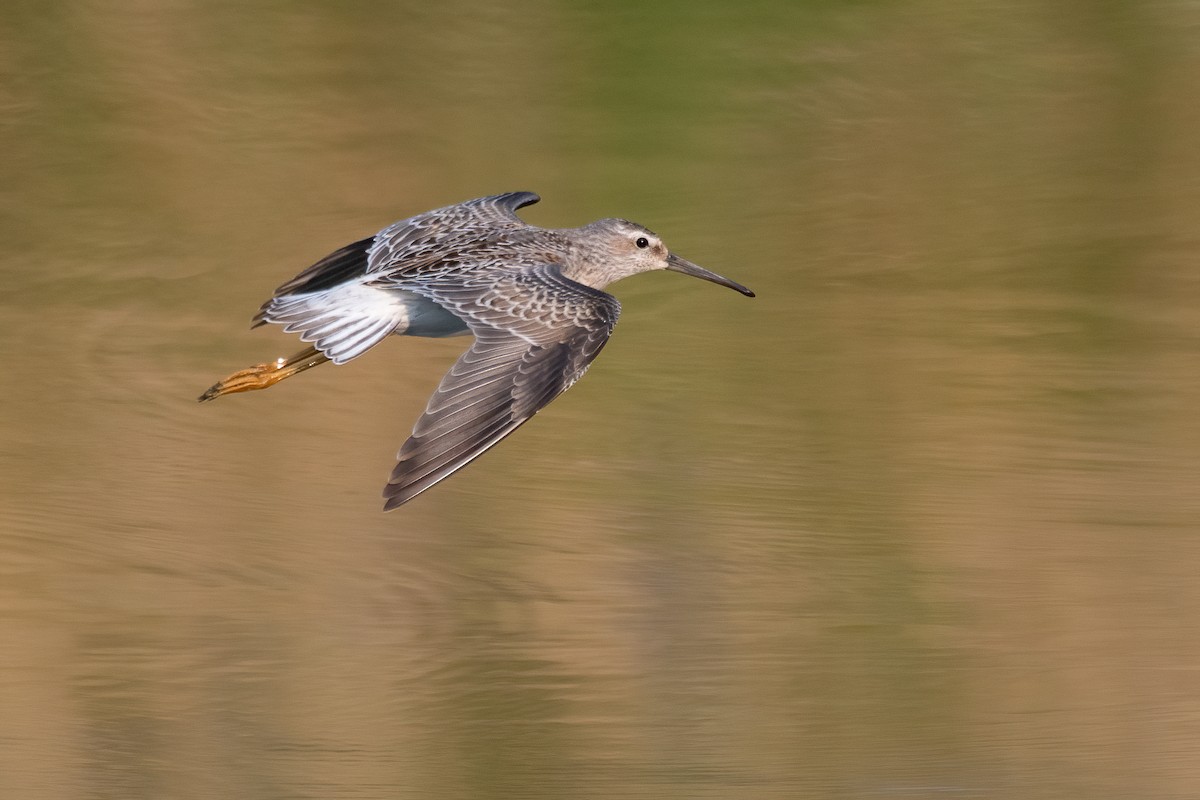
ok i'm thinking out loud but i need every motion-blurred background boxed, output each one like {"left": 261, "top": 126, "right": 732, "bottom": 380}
{"left": 2, "top": 2, "right": 1198, "bottom": 798}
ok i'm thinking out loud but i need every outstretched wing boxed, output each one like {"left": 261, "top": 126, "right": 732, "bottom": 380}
{"left": 366, "top": 191, "right": 540, "bottom": 277}
{"left": 382, "top": 264, "right": 619, "bottom": 510}
{"left": 248, "top": 192, "right": 542, "bottom": 363}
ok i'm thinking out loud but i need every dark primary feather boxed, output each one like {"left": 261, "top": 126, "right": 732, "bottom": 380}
{"left": 383, "top": 263, "right": 619, "bottom": 510}
{"left": 251, "top": 237, "right": 373, "bottom": 328}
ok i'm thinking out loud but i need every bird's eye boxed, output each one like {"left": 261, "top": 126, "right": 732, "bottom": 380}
{"left": 635, "top": 237, "right": 650, "bottom": 249}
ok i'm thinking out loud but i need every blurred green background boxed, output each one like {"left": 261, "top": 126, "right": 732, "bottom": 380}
{"left": 2, "top": 1, "right": 1199, "bottom": 798}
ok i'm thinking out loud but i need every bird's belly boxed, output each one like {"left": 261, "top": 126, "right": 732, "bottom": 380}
{"left": 392, "top": 291, "right": 470, "bottom": 338}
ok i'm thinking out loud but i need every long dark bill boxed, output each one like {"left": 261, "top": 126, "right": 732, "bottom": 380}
{"left": 666, "top": 253, "right": 755, "bottom": 297}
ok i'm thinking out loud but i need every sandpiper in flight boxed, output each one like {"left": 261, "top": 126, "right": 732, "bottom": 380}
{"left": 199, "top": 192, "right": 755, "bottom": 510}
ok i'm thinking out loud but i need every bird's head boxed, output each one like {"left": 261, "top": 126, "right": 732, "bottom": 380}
{"left": 575, "top": 218, "right": 755, "bottom": 297}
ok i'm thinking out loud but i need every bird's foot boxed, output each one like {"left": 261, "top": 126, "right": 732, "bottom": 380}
{"left": 198, "top": 359, "right": 289, "bottom": 402}
{"left": 197, "top": 346, "right": 330, "bottom": 402}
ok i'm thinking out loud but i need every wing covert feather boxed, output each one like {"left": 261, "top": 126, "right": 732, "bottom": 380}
{"left": 382, "top": 266, "right": 618, "bottom": 510}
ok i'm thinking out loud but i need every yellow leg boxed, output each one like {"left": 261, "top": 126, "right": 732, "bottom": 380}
{"left": 198, "top": 346, "right": 331, "bottom": 402}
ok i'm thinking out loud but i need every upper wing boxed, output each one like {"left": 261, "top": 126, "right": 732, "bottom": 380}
{"left": 382, "top": 264, "right": 618, "bottom": 510}
{"left": 366, "top": 191, "right": 540, "bottom": 277}
{"left": 251, "top": 192, "right": 540, "bottom": 326}
{"left": 248, "top": 192, "right": 542, "bottom": 363}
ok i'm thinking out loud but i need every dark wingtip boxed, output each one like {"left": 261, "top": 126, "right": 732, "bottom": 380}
{"left": 493, "top": 191, "right": 541, "bottom": 213}
{"left": 381, "top": 484, "right": 412, "bottom": 512}
{"left": 511, "top": 190, "right": 540, "bottom": 206}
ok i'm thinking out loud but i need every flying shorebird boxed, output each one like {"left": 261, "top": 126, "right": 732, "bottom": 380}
{"left": 199, "top": 192, "right": 754, "bottom": 510}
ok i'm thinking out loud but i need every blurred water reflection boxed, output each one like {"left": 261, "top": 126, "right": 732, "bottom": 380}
{"left": 2, "top": 1, "right": 1199, "bottom": 798}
